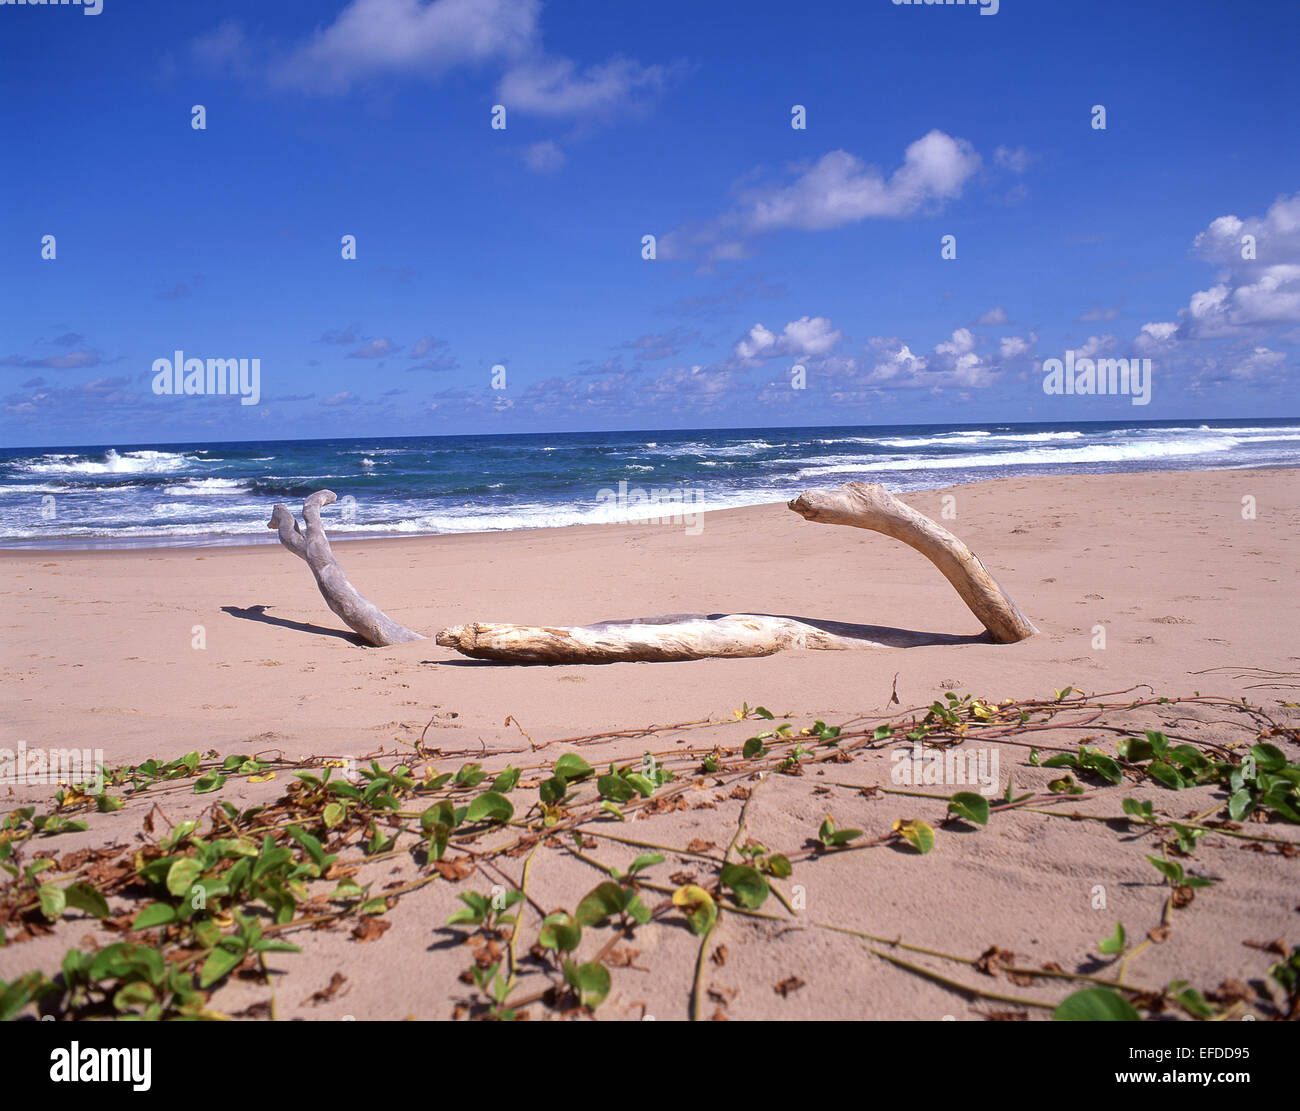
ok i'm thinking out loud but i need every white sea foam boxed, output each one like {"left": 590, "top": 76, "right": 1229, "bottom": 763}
{"left": 163, "top": 479, "right": 248, "bottom": 495}
{"left": 14, "top": 449, "right": 197, "bottom": 476}
{"left": 793, "top": 435, "right": 1244, "bottom": 478}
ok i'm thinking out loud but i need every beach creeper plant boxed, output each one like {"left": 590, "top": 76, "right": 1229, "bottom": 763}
{"left": 1, "top": 686, "right": 1295, "bottom": 1020}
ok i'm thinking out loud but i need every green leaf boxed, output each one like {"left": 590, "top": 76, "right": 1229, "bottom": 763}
{"left": 1147, "top": 855, "right": 1183, "bottom": 884}
{"left": 199, "top": 944, "right": 244, "bottom": 988}
{"left": 892, "top": 818, "right": 935, "bottom": 854}
{"left": 576, "top": 881, "right": 628, "bottom": 927}
{"left": 132, "top": 902, "right": 177, "bottom": 930}
{"left": 1053, "top": 987, "right": 1140, "bottom": 1021}
{"left": 113, "top": 981, "right": 156, "bottom": 1012}
{"left": 766, "top": 853, "right": 793, "bottom": 878}
{"left": 1228, "top": 788, "right": 1252, "bottom": 822}
{"left": 719, "top": 863, "right": 768, "bottom": 909}
{"left": 465, "top": 791, "right": 514, "bottom": 824}
{"left": 286, "top": 825, "right": 328, "bottom": 868}
{"left": 623, "top": 773, "right": 655, "bottom": 797}
{"left": 539, "top": 776, "right": 568, "bottom": 805}
{"left": 597, "top": 774, "right": 636, "bottom": 803}
{"left": 1080, "top": 752, "right": 1123, "bottom": 785}
{"left": 38, "top": 884, "right": 66, "bottom": 921}
{"left": 490, "top": 766, "right": 520, "bottom": 793}
{"left": 1097, "top": 921, "right": 1126, "bottom": 955}
{"left": 323, "top": 801, "right": 347, "bottom": 828}
{"left": 165, "top": 857, "right": 202, "bottom": 898}
{"left": 1172, "top": 984, "right": 1214, "bottom": 1019}
{"left": 1146, "top": 761, "right": 1185, "bottom": 790}
{"left": 672, "top": 884, "right": 717, "bottom": 936}
{"left": 742, "top": 736, "right": 767, "bottom": 759}
{"left": 553, "top": 753, "right": 593, "bottom": 781}
{"left": 1251, "top": 743, "right": 1286, "bottom": 774}
{"left": 817, "top": 814, "right": 863, "bottom": 847}
{"left": 454, "top": 762, "right": 486, "bottom": 788}
{"left": 947, "top": 792, "right": 990, "bottom": 826}
{"left": 1121, "top": 797, "right": 1154, "bottom": 823}
{"left": 537, "top": 911, "right": 582, "bottom": 952}
{"left": 563, "top": 959, "right": 611, "bottom": 1008}
{"left": 1117, "top": 736, "right": 1154, "bottom": 762}
{"left": 627, "top": 852, "right": 664, "bottom": 875}
{"left": 193, "top": 771, "right": 227, "bottom": 794}
{"left": 62, "top": 882, "right": 110, "bottom": 919}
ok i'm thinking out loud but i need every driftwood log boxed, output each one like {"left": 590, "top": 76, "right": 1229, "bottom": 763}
{"left": 435, "top": 482, "right": 1036, "bottom": 662}
{"left": 268, "top": 490, "right": 424, "bottom": 646}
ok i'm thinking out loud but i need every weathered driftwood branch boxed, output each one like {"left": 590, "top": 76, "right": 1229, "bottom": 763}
{"left": 435, "top": 481, "right": 1035, "bottom": 663}
{"left": 788, "top": 482, "right": 1037, "bottom": 643}
{"left": 268, "top": 490, "right": 424, "bottom": 647}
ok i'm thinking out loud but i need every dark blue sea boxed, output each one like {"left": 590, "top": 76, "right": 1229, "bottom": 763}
{"left": 1, "top": 418, "right": 1297, "bottom": 548}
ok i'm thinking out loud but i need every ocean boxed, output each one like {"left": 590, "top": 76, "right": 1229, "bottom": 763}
{"left": 1, "top": 418, "right": 1297, "bottom": 549}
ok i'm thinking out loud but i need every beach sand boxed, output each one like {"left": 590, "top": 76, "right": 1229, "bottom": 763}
{"left": 2, "top": 468, "right": 1297, "bottom": 1020}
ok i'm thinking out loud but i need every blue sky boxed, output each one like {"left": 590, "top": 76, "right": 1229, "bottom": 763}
{"left": 2, "top": 0, "right": 1298, "bottom": 447}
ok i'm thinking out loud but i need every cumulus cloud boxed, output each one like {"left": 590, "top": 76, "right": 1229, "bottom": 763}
{"left": 998, "top": 332, "right": 1037, "bottom": 360}
{"left": 732, "top": 316, "right": 842, "bottom": 363}
{"left": 742, "top": 132, "right": 980, "bottom": 232}
{"left": 975, "top": 306, "right": 1009, "bottom": 326}
{"left": 662, "top": 131, "right": 981, "bottom": 263}
{"left": 274, "top": 0, "right": 539, "bottom": 93}
{"left": 855, "top": 327, "right": 1000, "bottom": 392}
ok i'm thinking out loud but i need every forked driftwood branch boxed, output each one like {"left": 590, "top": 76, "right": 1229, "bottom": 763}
{"left": 268, "top": 490, "right": 424, "bottom": 646}
{"left": 435, "top": 482, "right": 1036, "bottom": 663}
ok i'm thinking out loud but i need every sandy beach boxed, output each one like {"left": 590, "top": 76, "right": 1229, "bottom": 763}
{"left": 2, "top": 467, "right": 1298, "bottom": 1020}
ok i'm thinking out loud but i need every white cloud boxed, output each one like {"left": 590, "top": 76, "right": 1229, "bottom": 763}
{"left": 1227, "top": 346, "right": 1286, "bottom": 381}
{"left": 733, "top": 316, "right": 842, "bottom": 363}
{"left": 522, "top": 139, "right": 566, "bottom": 173}
{"left": 662, "top": 131, "right": 982, "bottom": 264}
{"left": 742, "top": 131, "right": 980, "bottom": 233}
{"left": 859, "top": 327, "right": 998, "bottom": 391}
{"left": 1134, "top": 321, "right": 1179, "bottom": 355}
{"left": 1193, "top": 192, "right": 1300, "bottom": 266}
{"left": 1073, "top": 334, "right": 1117, "bottom": 359}
{"left": 276, "top": 0, "right": 539, "bottom": 93}
{"left": 998, "top": 333, "right": 1036, "bottom": 359}
{"left": 497, "top": 56, "right": 671, "bottom": 118}
{"left": 993, "top": 145, "right": 1034, "bottom": 174}
{"left": 975, "top": 306, "right": 1008, "bottom": 326}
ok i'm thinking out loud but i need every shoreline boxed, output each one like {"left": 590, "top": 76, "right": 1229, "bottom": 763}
{"left": 3, "top": 461, "right": 1297, "bottom": 553}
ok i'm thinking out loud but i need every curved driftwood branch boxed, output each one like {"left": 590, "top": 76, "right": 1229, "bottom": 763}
{"left": 435, "top": 481, "right": 1035, "bottom": 663}
{"left": 268, "top": 490, "right": 424, "bottom": 647}
{"left": 788, "top": 481, "right": 1036, "bottom": 643}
